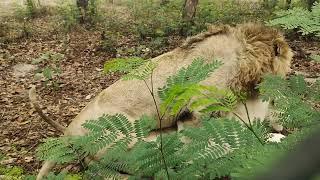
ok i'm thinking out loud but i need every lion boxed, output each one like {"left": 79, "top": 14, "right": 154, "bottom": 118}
{"left": 32, "top": 22, "right": 293, "bottom": 179}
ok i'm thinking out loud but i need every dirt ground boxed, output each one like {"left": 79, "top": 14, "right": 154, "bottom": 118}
{"left": 0, "top": 15, "right": 182, "bottom": 175}
{"left": 0, "top": 7, "right": 319, "bottom": 177}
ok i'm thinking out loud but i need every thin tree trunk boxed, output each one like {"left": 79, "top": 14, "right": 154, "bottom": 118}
{"left": 77, "top": 0, "right": 89, "bottom": 23}
{"left": 285, "top": 0, "right": 292, "bottom": 9}
{"left": 180, "top": 0, "right": 199, "bottom": 36}
{"left": 160, "top": 0, "right": 169, "bottom": 5}
{"left": 182, "top": 0, "right": 199, "bottom": 22}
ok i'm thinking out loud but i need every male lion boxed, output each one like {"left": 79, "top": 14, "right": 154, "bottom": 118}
{"left": 33, "top": 22, "right": 293, "bottom": 179}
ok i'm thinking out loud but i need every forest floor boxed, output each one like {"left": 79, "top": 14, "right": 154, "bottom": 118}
{"left": 0, "top": 14, "right": 320, "bottom": 176}
{"left": 0, "top": 14, "right": 181, "bottom": 174}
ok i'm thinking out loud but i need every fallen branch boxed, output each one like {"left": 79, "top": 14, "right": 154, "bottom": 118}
{"left": 29, "top": 85, "right": 65, "bottom": 133}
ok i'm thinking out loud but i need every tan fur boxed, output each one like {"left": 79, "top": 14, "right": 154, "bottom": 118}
{"left": 36, "top": 22, "right": 293, "bottom": 179}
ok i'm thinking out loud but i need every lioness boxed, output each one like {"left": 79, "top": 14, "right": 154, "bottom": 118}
{"left": 33, "top": 22, "right": 293, "bottom": 179}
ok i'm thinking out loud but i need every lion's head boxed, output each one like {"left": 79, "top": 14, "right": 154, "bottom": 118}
{"left": 230, "top": 23, "right": 293, "bottom": 93}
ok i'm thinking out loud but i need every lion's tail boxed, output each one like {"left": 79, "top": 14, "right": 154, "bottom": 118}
{"left": 36, "top": 161, "right": 56, "bottom": 180}
{"left": 29, "top": 85, "right": 65, "bottom": 132}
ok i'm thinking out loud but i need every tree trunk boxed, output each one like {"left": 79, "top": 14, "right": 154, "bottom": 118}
{"left": 182, "top": 0, "right": 199, "bottom": 22}
{"left": 285, "top": 0, "right": 292, "bottom": 9}
{"left": 77, "top": 0, "right": 89, "bottom": 23}
{"left": 180, "top": 0, "right": 199, "bottom": 36}
{"left": 160, "top": 0, "right": 169, "bottom": 5}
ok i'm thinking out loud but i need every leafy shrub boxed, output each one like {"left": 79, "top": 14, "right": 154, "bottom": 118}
{"left": 56, "top": 0, "right": 102, "bottom": 31}
{"left": 268, "top": 2, "right": 320, "bottom": 37}
{"left": 0, "top": 153, "right": 35, "bottom": 180}
{"left": 128, "top": 0, "right": 182, "bottom": 39}
{"left": 14, "top": 0, "right": 48, "bottom": 20}
{"left": 123, "top": 0, "right": 271, "bottom": 38}
{"left": 57, "top": 1, "right": 80, "bottom": 31}
{"left": 193, "top": 0, "right": 269, "bottom": 34}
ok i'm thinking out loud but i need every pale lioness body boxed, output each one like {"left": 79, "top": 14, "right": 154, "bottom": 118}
{"left": 35, "top": 23, "right": 293, "bottom": 179}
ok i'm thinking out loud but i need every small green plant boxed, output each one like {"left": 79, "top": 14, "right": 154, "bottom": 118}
{"left": 33, "top": 51, "right": 64, "bottom": 90}
{"left": 98, "top": 32, "right": 118, "bottom": 54}
{"left": 103, "top": 57, "right": 146, "bottom": 74}
{"left": 310, "top": 54, "right": 320, "bottom": 62}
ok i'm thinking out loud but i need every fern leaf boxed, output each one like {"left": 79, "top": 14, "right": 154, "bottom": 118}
{"left": 103, "top": 57, "right": 146, "bottom": 74}
{"left": 134, "top": 115, "right": 157, "bottom": 140}
{"left": 259, "top": 75, "right": 320, "bottom": 128}
{"left": 288, "top": 75, "right": 308, "bottom": 95}
{"left": 190, "top": 86, "right": 237, "bottom": 113}
{"left": 158, "top": 58, "right": 222, "bottom": 115}
{"left": 158, "top": 58, "right": 222, "bottom": 101}
{"left": 122, "top": 61, "right": 157, "bottom": 80}
{"left": 36, "top": 138, "right": 77, "bottom": 164}
{"left": 129, "top": 134, "right": 182, "bottom": 176}
{"left": 80, "top": 114, "right": 135, "bottom": 154}
{"left": 268, "top": 3, "right": 320, "bottom": 37}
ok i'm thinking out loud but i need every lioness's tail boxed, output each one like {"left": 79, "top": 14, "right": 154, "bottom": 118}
{"left": 36, "top": 161, "right": 56, "bottom": 180}
{"left": 29, "top": 85, "right": 65, "bottom": 132}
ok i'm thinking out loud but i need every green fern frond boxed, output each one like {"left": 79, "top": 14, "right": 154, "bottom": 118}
{"left": 268, "top": 2, "right": 320, "bottom": 36}
{"left": 175, "top": 117, "right": 267, "bottom": 179}
{"left": 259, "top": 75, "right": 320, "bottom": 128}
{"left": 85, "top": 161, "right": 124, "bottom": 180}
{"left": 36, "top": 138, "right": 78, "bottom": 164}
{"left": 160, "top": 84, "right": 202, "bottom": 115}
{"left": 158, "top": 58, "right": 222, "bottom": 101}
{"left": 231, "top": 144, "right": 282, "bottom": 180}
{"left": 78, "top": 114, "right": 135, "bottom": 155}
{"left": 43, "top": 172, "right": 68, "bottom": 180}
{"left": 258, "top": 75, "right": 290, "bottom": 102}
{"left": 122, "top": 61, "right": 157, "bottom": 80}
{"left": 129, "top": 134, "right": 182, "bottom": 176}
{"left": 288, "top": 75, "right": 308, "bottom": 95}
{"left": 134, "top": 115, "right": 157, "bottom": 140}
{"left": 190, "top": 86, "right": 237, "bottom": 113}
{"left": 181, "top": 118, "right": 250, "bottom": 162}
{"left": 309, "top": 80, "right": 320, "bottom": 101}
{"left": 158, "top": 58, "right": 222, "bottom": 115}
{"left": 232, "top": 123, "right": 320, "bottom": 180}
{"left": 103, "top": 57, "right": 146, "bottom": 74}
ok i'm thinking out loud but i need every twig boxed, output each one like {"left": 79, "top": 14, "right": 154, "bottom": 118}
{"left": 232, "top": 111, "right": 265, "bottom": 145}
{"left": 143, "top": 70, "right": 170, "bottom": 179}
